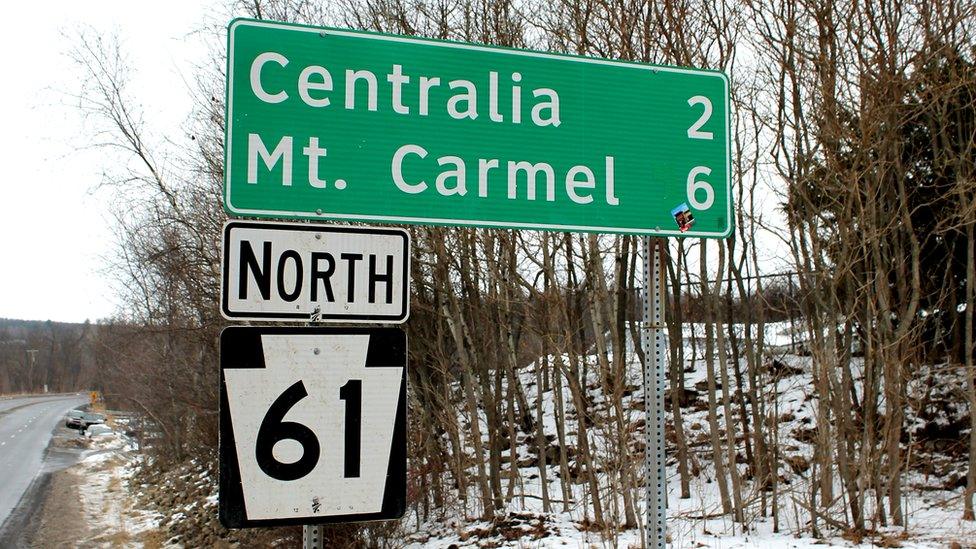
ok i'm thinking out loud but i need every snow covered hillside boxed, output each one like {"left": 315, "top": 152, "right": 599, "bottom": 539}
{"left": 394, "top": 321, "right": 976, "bottom": 547}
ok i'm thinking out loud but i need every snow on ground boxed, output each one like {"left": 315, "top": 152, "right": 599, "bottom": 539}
{"left": 87, "top": 320, "right": 973, "bottom": 548}
{"left": 399, "top": 321, "right": 976, "bottom": 548}
{"left": 73, "top": 414, "right": 167, "bottom": 547}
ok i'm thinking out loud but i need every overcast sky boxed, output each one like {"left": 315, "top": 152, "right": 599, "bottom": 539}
{"left": 0, "top": 1, "right": 211, "bottom": 322}
{"left": 0, "top": 2, "right": 791, "bottom": 324}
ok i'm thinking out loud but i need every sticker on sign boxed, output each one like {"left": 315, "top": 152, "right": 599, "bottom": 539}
{"left": 221, "top": 221, "right": 410, "bottom": 322}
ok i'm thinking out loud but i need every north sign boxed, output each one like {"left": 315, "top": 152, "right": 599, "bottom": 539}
{"left": 221, "top": 221, "right": 409, "bottom": 323}
{"left": 224, "top": 19, "right": 731, "bottom": 237}
{"left": 219, "top": 326, "right": 407, "bottom": 527}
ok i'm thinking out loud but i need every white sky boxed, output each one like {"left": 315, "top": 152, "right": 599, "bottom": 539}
{"left": 0, "top": 1, "right": 210, "bottom": 323}
{"left": 0, "top": 2, "right": 790, "bottom": 323}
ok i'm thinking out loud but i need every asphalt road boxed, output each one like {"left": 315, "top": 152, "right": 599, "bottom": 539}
{"left": 0, "top": 394, "right": 87, "bottom": 529}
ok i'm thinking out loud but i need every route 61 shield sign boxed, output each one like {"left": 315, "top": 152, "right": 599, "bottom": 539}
{"left": 219, "top": 326, "right": 406, "bottom": 527}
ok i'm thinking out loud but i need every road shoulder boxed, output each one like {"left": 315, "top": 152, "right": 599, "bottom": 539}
{"left": 0, "top": 412, "right": 165, "bottom": 548}
{"left": 12, "top": 467, "right": 90, "bottom": 548}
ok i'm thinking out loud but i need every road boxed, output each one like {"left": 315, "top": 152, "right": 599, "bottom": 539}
{"left": 0, "top": 394, "right": 87, "bottom": 529}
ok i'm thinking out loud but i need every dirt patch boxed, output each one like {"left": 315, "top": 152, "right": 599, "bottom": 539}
{"left": 23, "top": 468, "right": 90, "bottom": 548}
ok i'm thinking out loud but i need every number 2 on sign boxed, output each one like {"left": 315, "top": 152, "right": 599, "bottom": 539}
{"left": 255, "top": 379, "right": 363, "bottom": 481}
{"left": 687, "top": 96, "right": 713, "bottom": 140}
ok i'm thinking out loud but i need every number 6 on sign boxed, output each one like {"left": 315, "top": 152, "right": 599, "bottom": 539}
{"left": 687, "top": 166, "right": 715, "bottom": 210}
{"left": 255, "top": 380, "right": 321, "bottom": 481}
{"left": 219, "top": 326, "right": 407, "bottom": 528}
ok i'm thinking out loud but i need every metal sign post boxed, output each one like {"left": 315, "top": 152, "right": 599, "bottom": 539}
{"left": 303, "top": 524, "right": 324, "bottom": 549}
{"left": 643, "top": 237, "right": 667, "bottom": 548}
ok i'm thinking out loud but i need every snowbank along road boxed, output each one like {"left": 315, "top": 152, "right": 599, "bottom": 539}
{"left": 0, "top": 394, "right": 87, "bottom": 528}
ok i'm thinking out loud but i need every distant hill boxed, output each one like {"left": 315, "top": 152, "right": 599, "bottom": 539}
{"left": 0, "top": 318, "right": 97, "bottom": 394}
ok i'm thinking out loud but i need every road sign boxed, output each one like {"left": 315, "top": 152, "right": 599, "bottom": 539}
{"left": 219, "top": 326, "right": 406, "bottom": 528}
{"left": 225, "top": 19, "right": 731, "bottom": 238}
{"left": 221, "top": 221, "right": 410, "bottom": 323}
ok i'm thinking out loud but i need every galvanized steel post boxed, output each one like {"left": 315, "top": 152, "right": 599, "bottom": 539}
{"left": 303, "top": 525, "right": 324, "bottom": 549}
{"left": 643, "top": 237, "right": 667, "bottom": 548}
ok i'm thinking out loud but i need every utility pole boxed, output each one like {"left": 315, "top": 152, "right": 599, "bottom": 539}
{"left": 26, "top": 349, "right": 38, "bottom": 393}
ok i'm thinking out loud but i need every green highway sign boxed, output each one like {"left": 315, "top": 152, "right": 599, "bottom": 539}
{"left": 225, "top": 19, "right": 731, "bottom": 237}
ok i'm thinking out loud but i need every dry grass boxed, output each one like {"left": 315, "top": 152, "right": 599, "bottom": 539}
{"left": 139, "top": 528, "right": 168, "bottom": 549}
{"left": 87, "top": 530, "right": 132, "bottom": 547}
